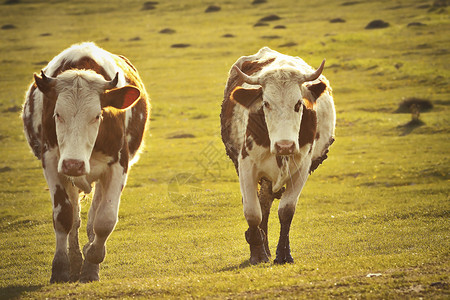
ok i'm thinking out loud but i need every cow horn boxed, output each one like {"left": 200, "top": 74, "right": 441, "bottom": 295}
{"left": 41, "top": 70, "right": 56, "bottom": 85}
{"left": 233, "top": 65, "right": 260, "bottom": 85}
{"left": 303, "top": 59, "right": 326, "bottom": 82}
{"left": 105, "top": 72, "right": 119, "bottom": 90}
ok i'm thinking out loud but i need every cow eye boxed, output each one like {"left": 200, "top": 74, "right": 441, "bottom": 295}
{"left": 91, "top": 114, "right": 102, "bottom": 124}
{"left": 54, "top": 112, "right": 64, "bottom": 123}
{"left": 294, "top": 100, "right": 302, "bottom": 112}
{"left": 263, "top": 101, "right": 271, "bottom": 109}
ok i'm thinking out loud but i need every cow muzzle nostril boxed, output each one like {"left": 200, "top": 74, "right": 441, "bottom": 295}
{"left": 275, "top": 140, "right": 296, "bottom": 155}
{"left": 61, "top": 159, "right": 85, "bottom": 176}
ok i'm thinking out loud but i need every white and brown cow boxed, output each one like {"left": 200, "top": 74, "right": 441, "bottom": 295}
{"left": 22, "top": 42, "right": 150, "bottom": 282}
{"left": 221, "top": 47, "right": 335, "bottom": 265}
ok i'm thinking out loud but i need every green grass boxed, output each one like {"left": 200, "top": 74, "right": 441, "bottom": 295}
{"left": 1, "top": 0, "right": 449, "bottom": 298}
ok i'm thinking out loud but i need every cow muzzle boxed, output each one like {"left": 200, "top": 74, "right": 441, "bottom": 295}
{"left": 274, "top": 140, "right": 296, "bottom": 156}
{"left": 61, "top": 159, "right": 86, "bottom": 176}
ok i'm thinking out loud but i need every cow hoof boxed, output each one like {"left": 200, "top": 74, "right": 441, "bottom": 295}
{"left": 83, "top": 243, "right": 106, "bottom": 265}
{"left": 249, "top": 244, "right": 270, "bottom": 265}
{"left": 274, "top": 254, "right": 294, "bottom": 265}
{"left": 80, "top": 260, "right": 100, "bottom": 283}
{"left": 50, "top": 251, "right": 70, "bottom": 283}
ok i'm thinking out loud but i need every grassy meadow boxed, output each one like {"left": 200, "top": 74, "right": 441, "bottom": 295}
{"left": 0, "top": 0, "right": 449, "bottom": 298}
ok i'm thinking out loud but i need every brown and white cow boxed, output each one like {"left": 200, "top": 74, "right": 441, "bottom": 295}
{"left": 22, "top": 42, "right": 150, "bottom": 282}
{"left": 221, "top": 47, "right": 335, "bottom": 265}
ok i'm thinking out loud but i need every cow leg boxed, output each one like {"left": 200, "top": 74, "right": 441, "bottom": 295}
{"left": 239, "top": 159, "right": 269, "bottom": 264}
{"left": 64, "top": 186, "right": 83, "bottom": 282}
{"left": 274, "top": 164, "right": 309, "bottom": 264}
{"left": 43, "top": 150, "right": 72, "bottom": 283}
{"left": 258, "top": 178, "right": 274, "bottom": 257}
{"left": 80, "top": 183, "right": 102, "bottom": 282}
{"left": 82, "top": 163, "right": 127, "bottom": 281}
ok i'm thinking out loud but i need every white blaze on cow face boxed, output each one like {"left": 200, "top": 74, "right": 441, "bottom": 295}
{"left": 52, "top": 72, "right": 103, "bottom": 176}
{"left": 53, "top": 70, "right": 111, "bottom": 176}
{"left": 259, "top": 71, "right": 304, "bottom": 155}
{"left": 33, "top": 69, "right": 122, "bottom": 177}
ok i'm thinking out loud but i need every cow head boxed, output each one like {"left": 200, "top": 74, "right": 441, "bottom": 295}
{"left": 231, "top": 60, "right": 325, "bottom": 156}
{"left": 34, "top": 70, "right": 140, "bottom": 176}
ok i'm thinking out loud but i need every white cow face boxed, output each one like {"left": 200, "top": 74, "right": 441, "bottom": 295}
{"left": 34, "top": 70, "right": 140, "bottom": 176}
{"left": 260, "top": 76, "right": 304, "bottom": 155}
{"left": 231, "top": 61, "right": 325, "bottom": 156}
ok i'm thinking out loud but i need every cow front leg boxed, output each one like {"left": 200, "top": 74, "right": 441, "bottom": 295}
{"left": 258, "top": 178, "right": 274, "bottom": 257}
{"left": 82, "top": 163, "right": 127, "bottom": 281}
{"left": 274, "top": 164, "right": 309, "bottom": 264}
{"left": 239, "top": 159, "right": 269, "bottom": 265}
{"left": 43, "top": 150, "right": 73, "bottom": 283}
{"left": 80, "top": 183, "right": 102, "bottom": 282}
{"left": 67, "top": 187, "right": 83, "bottom": 282}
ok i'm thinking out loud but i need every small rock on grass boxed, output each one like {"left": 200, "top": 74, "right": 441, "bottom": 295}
{"left": 171, "top": 43, "right": 191, "bottom": 48}
{"left": 205, "top": 5, "right": 221, "bottom": 13}
{"left": 365, "top": 19, "right": 389, "bottom": 29}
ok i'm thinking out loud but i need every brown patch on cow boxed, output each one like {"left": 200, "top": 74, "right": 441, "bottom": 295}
{"left": 310, "top": 137, "right": 334, "bottom": 174}
{"left": 51, "top": 57, "right": 111, "bottom": 80}
{"left": 53, "top": 185, "right": 73, "bottom": 233}
{"left": 315, "top": 131, "right": 320, "bottom": 140}
{"left": 247, "top": 106, "right": 270, "bottom": 148}
{"left": 119, "top": 144, "right": 129, "bottom": 174}
{"left": 94, "top": 108, "right": 125, "bottom": 162}
{"left": 231, "top": 86, "right": 262, "bottom": 108}
{"left": 22, "top": 84, "right": 42, "bottom": 159}
{"left": 298, "top": 105, "right": 317, "bottom": 149}
{"left": 41, "top": 89, "right": 58, "bottom": 151}
{"left": 241, "top": 58, "right": 275, "bottom": 78}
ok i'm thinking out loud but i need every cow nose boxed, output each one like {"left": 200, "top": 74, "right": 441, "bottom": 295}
{"left": 275, "top": 140, "right": 296, "bottom": 155}
{"left": 62, "top": 159, "right": 85, "bottom": 176}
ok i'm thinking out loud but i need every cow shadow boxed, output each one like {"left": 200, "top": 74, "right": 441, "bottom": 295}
{"left": 219, "top": 259, "right": 272, "bottom": 272}
{"left": 1, "top": 285, "right": 43, "bottom": 299}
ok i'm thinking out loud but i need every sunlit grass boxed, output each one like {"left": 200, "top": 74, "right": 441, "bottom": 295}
{"left": 0, "top": 0, "right": 449, "bottom": 298}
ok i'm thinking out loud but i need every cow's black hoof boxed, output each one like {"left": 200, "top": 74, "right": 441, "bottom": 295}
{"left": 50, "top": 251, "right": 70, "bottom": 283}
{"left": 274, "top": 254, "right": 294, "bottom": 265}
{"left": 249, "top": 244, "right": 270, "bottom": 265}
{"left": 80, "top": 260, "right": 100, "bottom": 283}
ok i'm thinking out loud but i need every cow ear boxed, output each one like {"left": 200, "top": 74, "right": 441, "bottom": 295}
{"left": 303, "top": 81, "right": 327, "bottom": 103}
{"left": 230, "top": 86, "right": 262, "bottom": 109}
{"left": 101, "top": 86, "right": 141, "bottom": 109}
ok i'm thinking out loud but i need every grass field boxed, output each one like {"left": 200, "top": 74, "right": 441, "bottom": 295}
{"left": 0, "top": 0, "right": 449, "bottom": 298}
